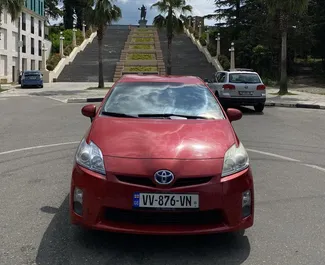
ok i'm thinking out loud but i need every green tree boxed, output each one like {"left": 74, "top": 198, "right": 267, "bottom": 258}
{"left": 151, "top": 0, "right": 192, "bottom": 75}
{"left": 263, "top": 0, "right": 308, "bottom": 94}
{"left": 86, "top": 0, "right": 121, "bottom": 88}
{"left": 0, "top": 0, "right": 24, "bottom": 21}
{"left": 44, "top": 0, "right": 63, "bottom": 23}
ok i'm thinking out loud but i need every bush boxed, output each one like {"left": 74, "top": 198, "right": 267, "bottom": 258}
{"left": 189, "top": 26, "right": 194, "bottom": 33}
{"left": 46, "top": 64, "right": 54, "bottom": 71}
{"left": 132, "top": 37, "right": 154, "bottom": 43}
{"left": 199, "top": 32, "right": 207, "bottom": 46}
{"left": 130, "top": 44, "right": 154, "bottom": 49}
{"left": 218, "top": 55, "right": 230, "bottom": 70}
{"left": 86, "top": 29, "right": 92, "bottom": 38}
{"left": 46, "top": 53, "right": 61, "bottom": 70}
{"left": 49, "top": 28, "right": 84, "bottom": 53}
{"left": 207, "top": 43, "right": 216, "bottom": 57}
{"left": 64, "top": 44, "right": 74, "bottom": 56}
{"left": 124, "top": 66, "right": 158, "bottom": 72}
{"left": 193, "top": 31, "right": 199, "bottom": 39}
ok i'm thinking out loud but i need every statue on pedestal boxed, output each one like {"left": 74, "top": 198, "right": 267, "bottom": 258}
{"left": 138, "top": 5, "right": 147, "bottom": 20}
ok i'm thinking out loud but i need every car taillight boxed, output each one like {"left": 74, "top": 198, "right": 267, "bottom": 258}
{"left": 223, "top": 84, "right": 236, "bottom": 90}
{"left": 257, "top": 84, "right": 266, "bottom": 90}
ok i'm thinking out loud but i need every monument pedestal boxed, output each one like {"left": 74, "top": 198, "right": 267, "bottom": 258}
{"left": 138, "top": 19, "right": 148, "bottom": 28}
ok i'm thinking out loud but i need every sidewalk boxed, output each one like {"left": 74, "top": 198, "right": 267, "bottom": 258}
{"left": 1, "top": 82, "right": 325, "bottom": 109}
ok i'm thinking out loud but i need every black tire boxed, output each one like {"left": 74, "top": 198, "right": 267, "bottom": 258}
{"left": 40, "top": 85, "right": 43, "bottom": 88}
{"left": 21, "top": 85, "right": 24, "bottom": 88}
{"left": 254, "top": 103, "right": 265, "bottom": 112}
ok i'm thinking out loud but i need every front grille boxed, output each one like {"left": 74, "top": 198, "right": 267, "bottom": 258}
{"left": 116, "top": 175, "right": 212, "bottom": 188}
{"left": 103, "top": 208, "right": 223, "bottom": 225}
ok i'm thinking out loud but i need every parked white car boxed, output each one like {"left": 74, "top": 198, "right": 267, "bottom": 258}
{"left": 205, "top": 69, "right": 266, "bottom": 112}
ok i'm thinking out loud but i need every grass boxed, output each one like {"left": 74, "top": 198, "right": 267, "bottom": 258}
{"left": 86, "top": 87, "right": 111, "bottom": 90}
{"left": 131, "top": 38, "right": 154, "bottom": 43}
{"left": 124, "top": 66, "right": 158, "bottom": 72}
{"left": 129, "top": 44, "right": 154, "bottom": 50}
{"left": 127, "top": 53, "right": 155, "bottom": 60}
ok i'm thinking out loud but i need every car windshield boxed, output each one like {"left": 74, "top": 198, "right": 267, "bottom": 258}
{"left": 24, "top": 72, "right": 40, "bottom": 77}
{"left": 229, "top": 73, "right": 261, "bottom": 84}
{"left": 102, "top": 82, "right": 225, "bottom": 120}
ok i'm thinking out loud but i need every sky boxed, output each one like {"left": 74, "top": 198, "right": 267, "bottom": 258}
{"left": 50, "top": 0, "right": 217, "bottom": 26}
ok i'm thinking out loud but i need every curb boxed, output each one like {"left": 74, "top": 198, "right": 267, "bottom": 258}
{"left": 265, "top": 102, "right": 325, "bottom": 110}
{"left": 67, "top": 97, "right": 104, "bottom": 103}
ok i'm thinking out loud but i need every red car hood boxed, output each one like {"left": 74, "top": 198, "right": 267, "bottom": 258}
{"left": 88, "top": 117, "right": 236, "bottom": 159}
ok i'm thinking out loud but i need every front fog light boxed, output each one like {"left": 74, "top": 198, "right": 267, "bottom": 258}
{"left": 73, "top": 187, "right": 83, "bottom": 215}
{"left": 242, "top": 190, "right": 251, "bottom": 218}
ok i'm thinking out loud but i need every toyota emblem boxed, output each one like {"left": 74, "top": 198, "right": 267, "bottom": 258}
{"left": 154, "top": 170, "right": 174, "bottom": 185}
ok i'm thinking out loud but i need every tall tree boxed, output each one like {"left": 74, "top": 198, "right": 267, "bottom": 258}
{"left": 86, "top": 0, "right": 121, "bottom": 88}
{"left": 44, "top": 0, "right": 63, "bottom": 23}
{"left": 151, "top": 0, "right": 192, "bottom": 75}
{"left": 0, "top": 0, "right": 24, "bottom": 21}
{"left": 263, "top": 0, "right": 308, "bottom": 94}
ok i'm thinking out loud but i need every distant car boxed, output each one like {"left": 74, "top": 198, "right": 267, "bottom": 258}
{"left": 70, "top": 74, "right": 254, "bottom": 236}
{"left": 21, "top": 70, "right": 43, "bottom": 88}
{"left": 205, "top": 70, "right": 266, "bottom": 112}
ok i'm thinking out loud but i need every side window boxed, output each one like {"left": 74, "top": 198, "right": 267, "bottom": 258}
{"left": 214, "top": 73, "right": 220, "bottom": 82}
{"left": 218, "top": 73, "right": 226, "bottom": 83}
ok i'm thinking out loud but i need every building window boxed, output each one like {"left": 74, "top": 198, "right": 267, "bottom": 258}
{"left": 22, "top": 35, "right": 26, "bottom": 53}
{"left": 38, "top": 20, "right": 42, "bottom": 37}
{"left": 38, "top": 40, "right": 42, "bottom": 56}
{"left": 39, "top": 61, "right": 42, "bottom": 70}
{"left": 31, "top": 17, "right": 34, "bottom": 34}
{"left": 22, "top": 12, "right": 26, "bottom": 31}
{"left": 31, "top": 38, "right": 35, "bottom": 55}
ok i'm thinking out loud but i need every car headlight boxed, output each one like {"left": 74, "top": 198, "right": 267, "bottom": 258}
{"left": 75, "top": 139, "right": 106, "bottom": 175}
{"left": 222, "top": 142, "right": 249, "bottom": 177}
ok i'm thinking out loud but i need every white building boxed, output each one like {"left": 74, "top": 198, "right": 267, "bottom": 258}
{"left": 0, "top": 2, "right": 50, "bottom": 83}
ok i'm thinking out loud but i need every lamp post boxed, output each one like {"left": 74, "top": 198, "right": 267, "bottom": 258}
{"left": 59, "top": 31, "right": 65, "bottom": 58}
{"left": 198, "top": 22, "right": 202, "bottom": 38}
{"left": 82, "top": 22, "right": 86, "bottom": 39}
{"left": 41, "top": 43, "right": 48, "bottom": 70}
{"left": 72, "top": 25, "right": 77, "bottom": 47}
{"left": 229, "top": 42, "right": 235, "bottom": 69}
{"left": 215, "top": 33, "right": 221, "bottom": 57}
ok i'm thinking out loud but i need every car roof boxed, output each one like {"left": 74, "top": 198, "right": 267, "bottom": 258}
{"left": 24, "top": 70, "right": 41, "bottom": 73}
{"left": 118, "top": 74, "right": 204, "bottom": 84}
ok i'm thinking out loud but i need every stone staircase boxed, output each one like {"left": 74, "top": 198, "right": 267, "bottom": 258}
{"left": 56, "top": 25, "right": 130, "bottom": 82}
{"left": 158, "top": 29, "right": 216, "bottom": 80}
{"left": 113, "top": 27, "right": 166, "bottom": 81}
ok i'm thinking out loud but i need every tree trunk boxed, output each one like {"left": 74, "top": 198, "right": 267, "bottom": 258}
{"left": 166, "top": 36, "right": 172, "bottom": 75}
{"left": 166, "top": 7, "right": 173, "bottom": 75}
{"left": 279, "top": 28, "right": 288, "bottom": 94}
{"left": 97, "top": 28, "right": 104, "bottom": 88}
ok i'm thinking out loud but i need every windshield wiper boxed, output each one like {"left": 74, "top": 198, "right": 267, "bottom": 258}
{"left": 137, "top": 113, "right": 210, "bottom": 119}
{"left": 101, "top": 111, "right": 138, "bottom": 118}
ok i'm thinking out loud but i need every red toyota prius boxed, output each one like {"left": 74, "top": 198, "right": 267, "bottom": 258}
{"left": 70, "top": 75, "right": 254, "bottom": 235}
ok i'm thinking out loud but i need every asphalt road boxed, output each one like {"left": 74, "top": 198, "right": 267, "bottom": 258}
{"left": 0, "top": 96, "right": 325, "bottom": 265}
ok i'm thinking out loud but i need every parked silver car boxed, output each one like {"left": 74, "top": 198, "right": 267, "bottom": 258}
{"left": 205, "top": 70, "right": 266, "bottom": 112}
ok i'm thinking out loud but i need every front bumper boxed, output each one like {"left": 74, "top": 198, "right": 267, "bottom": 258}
{"left": 219, "top": 97, "right": 266, "bottom": 107}
{"left": 70, "top": 162, "right": 254, "bottom": 235}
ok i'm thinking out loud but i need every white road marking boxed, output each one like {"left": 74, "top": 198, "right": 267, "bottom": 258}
{"left": 246, "top": 148, "right": 301, "bottom": 162}
{"left": 303, "top": 164, "right": 325, "bottom": 173}
{"left": 0, "top": 141, "right": 80, "bottom": 156}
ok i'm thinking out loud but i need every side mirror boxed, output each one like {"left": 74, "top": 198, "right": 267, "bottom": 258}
{"left": 226, "top": 108, "right": 242, "bottom": 122}
{"left": 81, "top": 104, "right": 96, "bottom": 121}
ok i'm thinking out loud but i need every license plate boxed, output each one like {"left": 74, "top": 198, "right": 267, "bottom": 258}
{"left": 239, "top": 91, "right": 253, "bottom": 95}
{"left": 133, "top": 192, "right": 199, "bottom": 209}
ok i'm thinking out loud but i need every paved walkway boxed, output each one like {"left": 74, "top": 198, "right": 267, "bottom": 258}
{"left": 1, "top": 83, "right": 325, "bottom": 109}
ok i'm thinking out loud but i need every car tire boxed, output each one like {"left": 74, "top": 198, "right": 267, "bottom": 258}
{"left": 40, "top": 85, "right": 43, "bottom": 88}
{"left": 254, "top": 103, "right": 265, "bottom": 113}
{"left": 21, "top": 85, "right": 24, "bottom": 88}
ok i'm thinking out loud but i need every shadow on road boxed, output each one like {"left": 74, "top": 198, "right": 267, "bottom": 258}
{"left": 36, "top": 196, "right": 251, "bottom": 265}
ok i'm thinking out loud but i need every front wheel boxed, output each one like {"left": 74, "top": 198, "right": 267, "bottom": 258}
{"left": 254, "top": 103, "right": 265, "bottom": 113}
